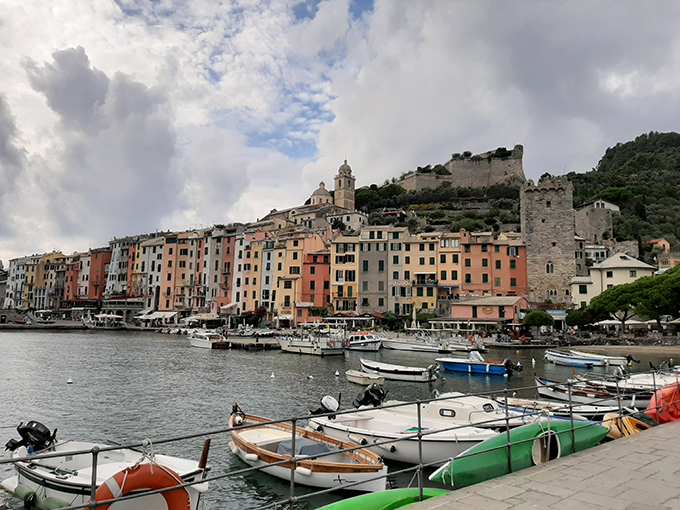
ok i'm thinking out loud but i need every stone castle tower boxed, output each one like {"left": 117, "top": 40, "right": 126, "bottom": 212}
{"left": 334, "top": 160, "right": 355, "bottom": 211}
{"left": 520, "top": 177, "right": 576, "bottom": 304}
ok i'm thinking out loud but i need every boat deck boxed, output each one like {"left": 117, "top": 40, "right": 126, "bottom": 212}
{"left": 412, "top": 419, "right": 680, "bottom": 510}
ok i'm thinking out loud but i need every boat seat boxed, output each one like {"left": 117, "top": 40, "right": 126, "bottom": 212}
{"left": 277, "top": 438, "right": 333, "bottom": 457}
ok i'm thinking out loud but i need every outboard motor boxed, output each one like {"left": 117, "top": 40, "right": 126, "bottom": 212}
{"left": 502, "top": 359, "right": 523, "bottom": 375}
{"left": 310, "top": 395, "right": 340, "bottom": 418}
{"left": 353, "top": 383, "right": 387, "bottom": 408}
{"left": 626, "top": 354, "right": 640, "bottom": 364}
{"left": 5, "top": 421, "right": 56, "bottom": 453}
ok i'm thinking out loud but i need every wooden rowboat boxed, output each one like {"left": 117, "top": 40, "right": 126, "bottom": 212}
{"left": 228, "top": 406, "right": 387, "bottom": 492}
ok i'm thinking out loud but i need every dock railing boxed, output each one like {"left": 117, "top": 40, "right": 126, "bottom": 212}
{"left": 1, "top": 371, "right": 676, "bottom": 510}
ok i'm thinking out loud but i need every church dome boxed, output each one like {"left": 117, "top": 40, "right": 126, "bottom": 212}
{"left": 338, "top": 159, "right": 352, "bottom": 176}
{"left": 310, "top": 181, "right": 332, "bottom": 205}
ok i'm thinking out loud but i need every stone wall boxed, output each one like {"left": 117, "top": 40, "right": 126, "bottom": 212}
{"left": 575, "top": 206, "right": 614, "bottom": 243}
{"left": 520, "top": 177, "right": 576, "bottom": 305}
{"left": 397, "top": 145, "right": 526, "bottom": 192}
{"left": 604, "top": 240, "right": 639, "bottom": 258}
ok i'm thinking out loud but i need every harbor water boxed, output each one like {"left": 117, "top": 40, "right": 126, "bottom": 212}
{"left": 0, "top": 330, "right": 674, "bottom": 509}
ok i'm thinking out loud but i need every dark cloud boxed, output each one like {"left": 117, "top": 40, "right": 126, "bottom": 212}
{"left": 25, "top": 47, "right": 181, "bottom": 240}
{"left": 24, "top": 46, "right": 109, "bottom": 132}
{"left": 0, "top": 94, "right": 25, "bottom": 235}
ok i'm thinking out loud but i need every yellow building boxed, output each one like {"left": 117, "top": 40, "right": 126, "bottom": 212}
{"left": 330, "top": 235, "right": 359, "bottom": 312}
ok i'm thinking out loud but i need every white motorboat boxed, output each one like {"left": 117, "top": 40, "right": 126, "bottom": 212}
{"left": 2, "top": 421, "right": 209, "bottom": 510}
{"left": 82, "top": 313, "right": 127, "bottom": 330}
{"left": 189, "top": 330, "right": 230, "bottom": 349}
{"left": 544, "top": 349, "right": 599, "bottom": 368}
{"left": 345, "top": 332, "right": 382, "bottom": 351}
{"left": 534, "top": 374, "right": 653, "bottom": 408}
{"left": 228, "top": 405, "right": 387, "bottom": 492}
{"left": 498, "top": 396, "right": 628, "bottom": 422}
{"left": 308, "top": 389, "right": 500, "bottom": 465}
{"left": 572, "top": 366, "right": 680, "bottom": 391}
{"left": 346, "top": 369, "right": 385, "bottom": 386}
{"left": 277, "top": 335, "right": 345, "bottom": 356}
{"left": 568, "top": 349, "right": 632, "bottom": 367}
{"left": 359, "top": 358, "right": 438, "bottom": 382}
{"left": 380, "top": 337, "right": 442, "bottom": 352}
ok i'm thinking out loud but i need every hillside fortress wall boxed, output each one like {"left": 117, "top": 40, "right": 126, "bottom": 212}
{"left": 397, "top": 145, "right": 526, "bottom": 191}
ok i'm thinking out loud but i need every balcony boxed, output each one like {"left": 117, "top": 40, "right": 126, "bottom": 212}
{"left": 296, "top": 302, "right": 314, "bottom": 308}
{"left": 413, "top": 280, "right": 439, "bottom": 286}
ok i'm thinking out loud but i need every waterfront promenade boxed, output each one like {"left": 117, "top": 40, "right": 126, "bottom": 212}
{"left": 413, "top": 419, "right": 680, "bottom": 510}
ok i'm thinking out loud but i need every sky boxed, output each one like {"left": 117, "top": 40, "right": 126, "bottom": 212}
{"left": 2, "top": 0, "right": 680, "bottom": 265}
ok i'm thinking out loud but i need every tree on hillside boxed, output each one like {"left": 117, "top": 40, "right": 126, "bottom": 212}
{"left": 587, "top": 282, "right": 639, "bottom": 327}
{"left": 632, "top": 268, "right": 680, "bottom": 325}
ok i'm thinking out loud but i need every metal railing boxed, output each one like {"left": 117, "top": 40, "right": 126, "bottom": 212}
{"left": 1, "top": 370, "right": 676, "bottom": 510}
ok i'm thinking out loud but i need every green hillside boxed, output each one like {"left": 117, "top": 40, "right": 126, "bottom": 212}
{"left": 567, "top": 131, "right": 680, "bottom": 248}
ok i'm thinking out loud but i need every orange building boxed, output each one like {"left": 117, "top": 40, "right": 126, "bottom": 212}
{"left": 87, "top": 248, "right": 111, "bottom": 300}
{"left": 459, "top": 231, "right": 528, "bottom": 298}
{"left": 298, "top": 250, "right": 331, "bottom": 324}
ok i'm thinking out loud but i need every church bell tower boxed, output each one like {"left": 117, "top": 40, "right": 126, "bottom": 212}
{"left": 334, "top": 160, "right": 355, "bottom": 211}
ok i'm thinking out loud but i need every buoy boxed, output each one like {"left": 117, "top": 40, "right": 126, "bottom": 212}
{"left": 66, "top": 377, "right": 73, "bottom": 384}
{"left": 532, "top": 358, "right": 536, "bottom": 367}
{"left": 671, "top": 358, "right": 674, "bottom": 364}
{"left": 307, "top": 375, "right": 314, "bottom": 380}
{"left": 335, "top": 370, "right": 340, "bottom": 377}
{"left": 503, "top": 373, "right": 508, "bottom": 378}
{"left": 516, "top": 350, "right": 520, "bottom": 354}
{"left": 270, "top": 372, "right": 275, "bottom": 378}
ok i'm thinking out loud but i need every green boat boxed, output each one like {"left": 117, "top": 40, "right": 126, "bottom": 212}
{"left": 315, "top": 488, "right": 450, "bottom": 510}
{"left": 429, "top": 419, "right": 608, "bottom": 487}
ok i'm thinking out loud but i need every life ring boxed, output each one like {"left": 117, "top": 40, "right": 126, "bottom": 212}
{"left": 328, "top": 339, "right": 335, "bottom": 348}
{"left": 344, "top": 339, "right": 351, "bottom": 348}
{"left": 469, "top": 336, "right": 475, "bottom": 344}
{"left": 89, "top": 463, "right": 190, "bottom": 510}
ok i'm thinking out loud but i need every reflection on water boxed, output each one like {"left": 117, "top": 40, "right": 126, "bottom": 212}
{"left": 0, "top": 330, "right": 672, "bottom": 509}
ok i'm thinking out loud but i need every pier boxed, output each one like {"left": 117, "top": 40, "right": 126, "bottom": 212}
{"left": 412, "top": 419, "right": 680, "bottom": 510}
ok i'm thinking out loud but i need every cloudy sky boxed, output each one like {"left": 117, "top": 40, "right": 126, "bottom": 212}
{"left": 1, "top": 0, "right": 679, "bottom": 264}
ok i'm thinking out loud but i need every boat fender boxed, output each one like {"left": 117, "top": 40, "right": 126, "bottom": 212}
{"left": 347, "top": 434, "right": 368, "bottom": 445}
{"left": 244, "top": 453, "right": 259, "bottom": 462}
{"left": 89, "top": 463, "right": 190, "bottom": 510}
{"left": 373, "top": 440, "right": 396, "bottom": 453}
{"left": 315, "top": 425, "right": 324, "bottom": 433}
{"left": 42, "top": 497, "right": 72, "bottom": 509}
{"left": 14, "top": 485, "right": 36, "bottom": 504}
{"left": 229, "top": 441, "right": 238, "bottom": 454}
{"left": 295, "top": 466, "right": 313, "bottom": 477}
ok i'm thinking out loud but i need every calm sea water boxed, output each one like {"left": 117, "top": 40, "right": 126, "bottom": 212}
{"left": 0, "top": 330, "right": 671, "bottom": 509}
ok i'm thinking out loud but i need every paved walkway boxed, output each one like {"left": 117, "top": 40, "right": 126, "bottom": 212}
{"left": 411, "top": 420, "right": 680, "bottom": 510}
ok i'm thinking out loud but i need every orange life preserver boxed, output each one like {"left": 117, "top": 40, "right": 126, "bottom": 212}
{"left": 344, "top": 339, "right": 351, "bottom": 348}
{"left": 328, "top": 339, "right": 335, "bottom": 348}
{"left": 469, "top": 335, "right": 475, "bottom": 344}
{"left": 89, "top": 463, "right": 190, "bottom": 510}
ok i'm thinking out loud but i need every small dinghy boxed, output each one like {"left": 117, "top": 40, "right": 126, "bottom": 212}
{"left": 359, "top": 358, "right": 438, "bottom": 382}
{"left": 228, "top": 404, "right": 387, "bottom": 492}
{"left": 2, "top": 421, "right": 210, "bottom": 510}
{"left": 346, "top": 369, "right": 385, "bottom": 386}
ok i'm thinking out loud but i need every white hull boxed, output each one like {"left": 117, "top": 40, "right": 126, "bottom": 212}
{"left": 347, "top": 340, "right": 382, "bottom": 351}
{"left": 535, "top": 377, "right": 652, "bottom": 408}
{"left": 4, "top": 440, "right": 207, "bottom": 510}
{"left": 189, "top": 337, "right": 213, "bottom": 348}
{"left": 381, "top": 339, "right": 440, "bottom": 352}
{"left": 309, "top": 415, "right": 495, "bottom": 466}
{"left": 278, "top": 337, "right": 345, "bottom": 356}
{"left": 569, "top": 349, "right": 629, "bottom": 367}
{"left": 360, "top": 359, "right": 437, "bottom": 382}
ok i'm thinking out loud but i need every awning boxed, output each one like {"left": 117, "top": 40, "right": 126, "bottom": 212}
{"left": 275, "top": 315, "right": 294, "bottom": 321}
{"left": 181, "top": 314, "right": 220, "bottom": 323}
{"left": 140, "top": 311, "right": 178, "bottom": 320}
{"left": 94, "top": 314, "right": 123, "bottom": 319}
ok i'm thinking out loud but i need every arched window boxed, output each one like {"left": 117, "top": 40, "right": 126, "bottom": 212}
{"left": 546, "top": 262, "right": 554, "bottom": 274}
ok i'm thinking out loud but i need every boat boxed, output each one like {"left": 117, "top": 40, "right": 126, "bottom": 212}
{"left": 315, "top": 488, "right": 450, "bottom": 510}
{"left": 359, "top": 358, "right": 438, "bottom": 382}
{"left": 188, "top": 329, "right": 230, "bottom": 349}
{"left": 2, "top": 421, "right": 209, "bottom": 510}
{"left": 82, "top": 313, "right": 127, "bottom": 330}
{"left": 344, "top": 332, "right": 382, "bottom": 351}
{"left": 645, "top": 382, "right": 680, "bottom": 424}
{"left": 568, "top": 349, "right": 633, "bottom": 367}
{"left": 602, "top": 412, "right": 653, "bottom": 439}
{"left": 573, "top": 365, "right": 680, "bottom": 392}
{"left": 429, "top": 419, "right": 609, "bottom": 487}
{"left": 228, "top": 405, "right": 387, "bottom": 492}
{"left": 346, "top": 369, "right": 385, "bottom": 386}
{"left": 381, "top": 334, "right": 485, "bottom": 353}
{"left": 277, "top": 334, "right": 345, "bottom": 356}
{"left": 499, "top": 396, "right": 626, "bottom": 422}
{"left": 544, "top": 349, "right": 597, "bottom": 368}
{"left": 308, "top": 387, "right": 524, "bottom": 465}
{"left": 436, "top": 351, "right": 523, "bottom": 376}
{"left": 534, "top": 374, "right": 653, "bottom": 408}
